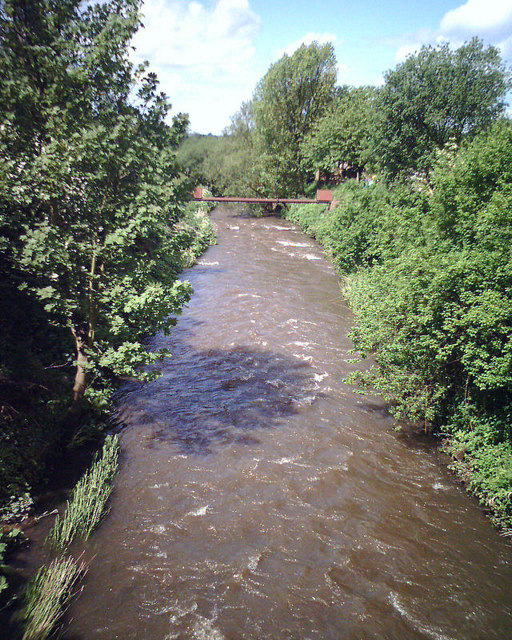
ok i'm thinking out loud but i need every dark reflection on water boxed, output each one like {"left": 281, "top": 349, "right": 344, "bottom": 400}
{"left": 119, "top": 346, "right": 316, "bottom": 454}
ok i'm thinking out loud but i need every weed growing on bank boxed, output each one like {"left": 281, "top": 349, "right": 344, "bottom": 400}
{"left": 21, "top": 435, "right": 119, "bottom": 639}
{"left": 179, "top": 202, "right": 217, "bottom": 268}
{"left": 22, "top": 556, "right": 85, "bottom": 640}
{"left": 48, "top": 436, "right": 119, "bottom": 550}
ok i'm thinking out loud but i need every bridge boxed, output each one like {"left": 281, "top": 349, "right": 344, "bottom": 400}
{"left": 193, "top": 187, "right": 333, "bottom": 206}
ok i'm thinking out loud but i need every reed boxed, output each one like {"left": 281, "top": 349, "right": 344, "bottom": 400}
{"left": 48, "top": 435, "right": 119, "bottom": 549}
{"left": 22, "top": 556, "right": 84, "bottom": 640}
{"left": 22, "top": 436, "right": 119, "bottom": 639}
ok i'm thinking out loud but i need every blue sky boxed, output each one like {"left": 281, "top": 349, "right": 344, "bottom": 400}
{"left": 132, "top": 0, "right": 512, "bottom": 134}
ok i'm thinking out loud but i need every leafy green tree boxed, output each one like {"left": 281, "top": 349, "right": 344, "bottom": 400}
{"left": 301, "top": 86, "right": 379, "bottom": 178}
{"left": 252, "top": 42, "right": 337, "bottom": 195}
{"left": 0, "top": 0, "right": 191, "bottom": 418}
{"left": 347, "top": 119, "right": 512, "bottom": 430}
{"left": 177, "top": 134, "right": 222, "bottom": 188}
{"left": 221, "top": 101, "right": 262, "bottom": 196}
{"left": 178, "top": 102, "right": 261, "bottom": 198}
{"left": 377, "top": 38, "right": 510, "bottom": 178}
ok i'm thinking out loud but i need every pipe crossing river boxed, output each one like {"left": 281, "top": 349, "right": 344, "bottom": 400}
{"left": 34, "top": 207, "right": 512, "bottom": 638}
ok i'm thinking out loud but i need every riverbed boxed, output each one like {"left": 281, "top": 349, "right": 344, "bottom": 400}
{"left": 28, "top": 206, "right": 512, "bottom": 639}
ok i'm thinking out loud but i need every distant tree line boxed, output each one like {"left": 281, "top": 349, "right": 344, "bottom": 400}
{"left": 179, "top": 38, "right": 510, "bottom": 196}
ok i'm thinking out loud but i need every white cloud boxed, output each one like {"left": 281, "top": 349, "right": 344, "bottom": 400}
{"left": 280, "top": 32, "right": 338, "bottom": 57}
{"left": 132, "top": 0, "right": 261, "bottom": 133}
{"left": 440, "top": 0, "right": 512, "bottom": 38}
{"left": 440, "top": 0, "right": 512, "bottom": 64}
{"left": 393, "top": 0, "right": 512, "bottom": 64}
{"left": 395, "top": 41, "right": 422, "bottom": 62}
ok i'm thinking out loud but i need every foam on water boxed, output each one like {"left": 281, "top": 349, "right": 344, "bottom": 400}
{"left": 186, "top": 505, "right": 209, "bottom": 517}
{"left": 433, "top": 482, "right": 451, "bottom": 491}
{"left": 389, "top": 593, "right": 457, "bottom": 640}
{"left": 247, "top": 554, "right": 261, "bottom": 571}
{"left": 277, "top": 240, "right": 311, "bottom": 247}
{"left": 192, "top": 616, "right": 225, "bottom": 640}
{"left": 150, "top": 524, "right": 166, "bottom": 534}
{"left": 293, "top": 353, "right": 313, "bottom": 362}
{"left": 271, "top": 247, "right": 296, "bottom": 257}
{"left": 274, "top": 456, "right": 298, "bottom": 465}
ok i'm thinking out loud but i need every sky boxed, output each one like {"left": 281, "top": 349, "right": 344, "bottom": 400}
{"left": 131, "top": 0, "right": 512, "bottom": 134}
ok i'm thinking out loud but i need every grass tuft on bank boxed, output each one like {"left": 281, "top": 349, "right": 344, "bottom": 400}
{"left": 22, "top": 556, "right": 85, "bottom": 640}
{"left": 47, "top": 436, "right": 119, "bottom": 550}
{"left": 21, "top": 435, "right": 119, "bottom": 639}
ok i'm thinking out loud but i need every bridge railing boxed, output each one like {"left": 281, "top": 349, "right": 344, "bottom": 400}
{"left": 192, "top": 187, "right": 333, "bottom": 205}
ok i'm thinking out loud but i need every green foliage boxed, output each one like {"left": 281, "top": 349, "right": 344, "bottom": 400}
{"left": 285, "top": 120, "right": 512, "bottom": 528}
{"left": 302, "top": 87, "right": 379, "bottom": 175}
{"left": 177, "top": 134, "right": 225, "bottom": 191}
{"left": 178, "top": 202, "right": 217, "bottom": 267}
{"left": 177, "top": 131, "right": 257, "bottom": 197}
{"left": 251, "top": 42, "right": 337, "bottom": 195}
{"left": 286, "top": 179, "right": 428, "bottom": 272}
{"left": 346, "top": 123, "right": 512, "bottom": 427}
{"left": 48, "top": 435, "right": 119, "bottom": 549}
{"left": 0, "top": 0, "right": 213, "bottom": 522}
{"left": 444, "top": 407, "right": 512, "bottom": 530}
{"left": 346, "top": 249, "right": 468, "bottom": 424}
{"left": 22, "top": 556, "right": 85, "bottom": 640}
{"left": 0, "top": 0, "right": 195, "bottom": 406}
{"left": 377, "top": 38, "right": 510, "bottom": 177}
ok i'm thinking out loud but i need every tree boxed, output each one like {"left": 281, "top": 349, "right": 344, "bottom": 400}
{"left": 346, "top": 118, "right": 512, "bottom": 428}
{"left": 252, "top": 42, "right": 337, "bottom": 195}
{"left": 301, "top": 86, "right": 379, "bottom": 178}
{"left": 177, "top": 134, "right": 224, "bottom": 189}
{"left": 0, "top": 0, "right": 191, "bottom": 419}
{"left": 221, "top": 101, "right": 261, "bottom": 196}
{"left": 377, "top": 38, "right": 510, "bottom": 178}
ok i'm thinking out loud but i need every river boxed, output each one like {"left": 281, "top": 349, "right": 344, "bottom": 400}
{"left": 26, "top": 206, "right": 512, "bottom": 639}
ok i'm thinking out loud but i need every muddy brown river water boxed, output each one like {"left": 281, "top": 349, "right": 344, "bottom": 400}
{"left": 18, "top": 206, "right": 512, "bottom": 639}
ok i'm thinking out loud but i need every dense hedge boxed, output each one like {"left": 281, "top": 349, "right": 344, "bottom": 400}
{"left": 285, "top": 119, "right": 512, "bottom": 530}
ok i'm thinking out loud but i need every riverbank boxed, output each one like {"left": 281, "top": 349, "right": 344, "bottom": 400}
{"left": 21, "top": 436, "right": 119, "bottom": 640}
{"left": 284, "top": 157, "right": 512, "bottom": 533}
{"left": 0, "top": 203, "right": 216, "bottom": 612}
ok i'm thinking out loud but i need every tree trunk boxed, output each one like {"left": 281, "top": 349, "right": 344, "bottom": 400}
{"left": 71, "top": 326, "right": 89, "bottom": 411}
{"left": 63, "top": 327, "right": 89, "bottom": 432}
{"left": 73, "top": 337, "right": 88, "bottom": 405}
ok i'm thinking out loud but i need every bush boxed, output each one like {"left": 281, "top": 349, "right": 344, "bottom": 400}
{"left": 285, "top": 121, "right": 512, "bottom": 528}
{"left": 286, "top": 180, "right": 430, "bottom": 273}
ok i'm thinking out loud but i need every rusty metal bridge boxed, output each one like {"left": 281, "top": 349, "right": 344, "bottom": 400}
{"left": 193, "top": 187, "right": 333, "bottom": 205}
